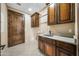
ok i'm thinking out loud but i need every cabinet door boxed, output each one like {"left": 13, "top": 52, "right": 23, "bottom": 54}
{"left": 59, "top": 3, "right": 75, "bottom": 23}
{"left": 45, "top": 43, "right": 55, "bottom": 56}
{"left": 35, "top": 14, "right": 39, "bottom": 27}
{"left": 38, "top": 36, "right": 45, "bottom": 53}
{"left": 48, "top": 4, "right": 57, "bottom": 25}
{"left": 31, "top": 16, "right": 33, "bottom": 27}
{"left": 40, "top": 40, "right": 45, "bottom": 53}
{"left": 44, "top": 39, "right": 56, "bottom": 56}
{"left": 31, "top": 16, "right": 35, "bottom": 27}
{"left": 56, "top": 47, "right": 73, "bottom": 56}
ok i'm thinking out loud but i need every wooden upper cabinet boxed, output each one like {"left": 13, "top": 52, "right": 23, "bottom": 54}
{"left": 48, "top": 4, "right": 57, "bottom": 25}
{"left": 48, "top": 3, "right": 75, "bottom": 25}
{"left": 59, "top": 3, "right": 75, "bottom": 23}
{"left": 31, "top": 12, "right": 39, "bottom": 27}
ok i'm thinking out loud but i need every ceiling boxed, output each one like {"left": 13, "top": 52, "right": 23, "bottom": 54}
{"left": 7, "top": 3, "right": 46, "bottom": 15}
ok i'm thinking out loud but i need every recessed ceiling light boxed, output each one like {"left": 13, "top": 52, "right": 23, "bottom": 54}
{"left": 28, "top": 8, "right": 32, "bottom": 11}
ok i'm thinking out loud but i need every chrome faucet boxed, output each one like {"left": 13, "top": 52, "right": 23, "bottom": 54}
{"left": 49, "top": 30, "right": 52, "bottom": 36}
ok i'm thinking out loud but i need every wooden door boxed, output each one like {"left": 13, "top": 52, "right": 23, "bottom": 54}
{"left": 8, "top": 10, "right": 25, "bottom": 47}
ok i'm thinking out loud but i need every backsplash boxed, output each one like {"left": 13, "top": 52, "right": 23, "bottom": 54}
{"left": 50, "top": 23, "right": 75, "bottom": 38}
{"left": 39, "top": 22, "right": 75, "bottom": 38}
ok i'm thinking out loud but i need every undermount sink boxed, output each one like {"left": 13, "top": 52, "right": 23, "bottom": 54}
{"left": 44, "top": 34, "right": 53, "bottom": 37}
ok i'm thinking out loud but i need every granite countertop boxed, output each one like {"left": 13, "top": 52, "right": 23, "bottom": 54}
{"left": 38, "top": 34, "right": 76, "bottom": 45}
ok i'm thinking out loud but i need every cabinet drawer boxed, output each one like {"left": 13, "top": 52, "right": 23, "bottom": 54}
{"left": 56, "top": 41, "right": 76, "bottom": 53}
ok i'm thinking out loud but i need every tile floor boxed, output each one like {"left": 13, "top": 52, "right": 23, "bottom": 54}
{"left": 1, "top": 38, "right": 44, "bottom": 56}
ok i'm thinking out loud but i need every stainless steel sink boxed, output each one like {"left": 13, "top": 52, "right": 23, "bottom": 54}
{"left": 44, "top": 34, "right": 53, "bottom": 37}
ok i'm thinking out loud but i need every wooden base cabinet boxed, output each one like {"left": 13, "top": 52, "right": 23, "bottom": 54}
{"left": 38, "top": 36, "right": 76, "bottom": 56}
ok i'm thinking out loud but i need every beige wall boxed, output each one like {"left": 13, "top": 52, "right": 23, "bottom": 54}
{"left": 25, "top": 14, "right": 39, "bottom": 42}
{"left": 76, "top": 3, "right": 79, "bottom": 56}
{"left": 1, "top": 4, "right": 8, "bottom": 47}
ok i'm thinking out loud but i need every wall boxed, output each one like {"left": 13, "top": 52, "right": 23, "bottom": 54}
{"left": 1, "top": 3, "right": 8, "bottom": 55}
{"left": 25, "top": 14, "right": 39, "bottom": 42}
{"left": 76, "top": 3, "right": 79, "bottom": 56}
{"left": 1, "top": 4, "right": 8, "bottom": 47}
{"left": 39, "top": 6, "right": 75, "bottom": 38}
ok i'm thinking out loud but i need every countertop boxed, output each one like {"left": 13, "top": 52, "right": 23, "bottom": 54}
{"left": 38, "top": 34, "right": 76, "bottom": 45}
